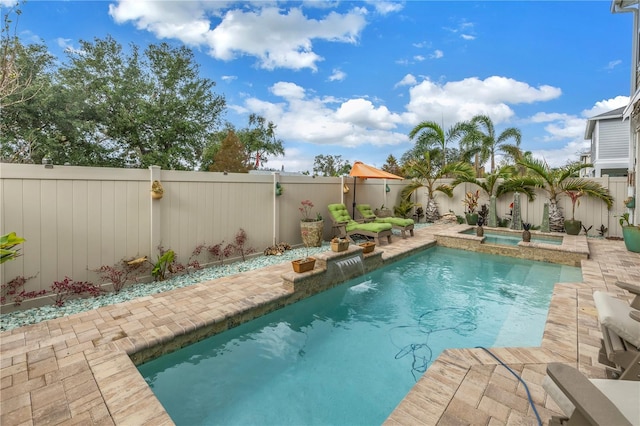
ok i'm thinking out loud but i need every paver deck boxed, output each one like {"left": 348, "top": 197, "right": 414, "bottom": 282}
{"left": 1, "top": 224, "right": 639, "bottom": 425}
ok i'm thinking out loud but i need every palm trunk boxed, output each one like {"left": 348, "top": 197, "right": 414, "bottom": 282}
{"left": 549, "top": 199, "right": 564, "bottom": 233}
{"left": 425, "top": 196, "right": 440, "bottom": 222}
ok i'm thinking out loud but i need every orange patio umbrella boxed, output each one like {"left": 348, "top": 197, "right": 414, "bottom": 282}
{"left": 349, "top": 161, "right": 404, "bottom": 218}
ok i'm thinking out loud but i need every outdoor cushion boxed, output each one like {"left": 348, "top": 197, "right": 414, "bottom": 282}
{"left": 593, "top": 291, "right": 640, "bottom": 348}
{"left": 345, "top": 221, "right": 392, "bottom": 233}
{"left": 356, "top": 204, "right": 414, "bottom": 227}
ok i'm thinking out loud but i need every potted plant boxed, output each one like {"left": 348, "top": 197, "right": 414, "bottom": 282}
{"left": 359, "top": 241, "right": 376, "bottom": 253}
{"left": 151, "top": 180, "right": 164, "bottom": 199}
{"left": 619, "top": 213, "right": 640, "bottom": 253}
{"left": 522, "top": 223, "right": 532, "bottom": 242}
{"left": 292, "top": 228, "right": 316, "bottom": 273}
{"left": 299, "top": 200, "right": 324, "bottom": 247}
{"left": 462, "top": 190, "right": 480, "bottom": 225}
{"left": 624, "top": 196, "right": 635, "bottom": 209}
{"left": 563, "top": 190, "right": 583, "bottom": 235}
{"left": 330, "top": 237, "right": 349, "bottom": 252}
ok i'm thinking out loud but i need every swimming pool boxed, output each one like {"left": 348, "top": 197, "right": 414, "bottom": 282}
{"left": 138, "top": 246, "right": 582, "bottom": 425}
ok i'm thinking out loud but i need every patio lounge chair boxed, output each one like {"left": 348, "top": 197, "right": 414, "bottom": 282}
{"left": 327, "top": 204, "right": 393, "bottom": 245}
{"left": 355, "top": 204, "right": 415, "bottom": 238}
{"left": 593, "top": 290, "right": 640, "bottom": 380}
{"left": 543, "top": 362, "right": 639, "bottom": 425}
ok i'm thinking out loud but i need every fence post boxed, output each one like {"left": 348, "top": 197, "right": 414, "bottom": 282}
{"left": 150, "top": 165, "right": 162, "bottom": 258}
{"left": 272, "top": 172, "right": 280, "bottom": 245}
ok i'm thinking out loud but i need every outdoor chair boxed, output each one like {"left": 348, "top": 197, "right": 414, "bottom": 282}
{"left": 355, "top": 204, "right": 415, "bottom": 238}
{"left": 543, "top": 362, "right": 639, "bottom": 425}
{"left": 593, "top": 289, "right": 640, "bottom": 380}
{"left": 327, "top": 204, "right": 393, "bottom": 245}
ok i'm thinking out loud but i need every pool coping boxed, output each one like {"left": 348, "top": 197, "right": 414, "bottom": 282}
{"left": 1, "top": 224, "right": 638, "bottom": 425}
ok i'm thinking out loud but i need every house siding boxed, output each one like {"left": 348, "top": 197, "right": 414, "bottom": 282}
{"left": 597, "top": 119, "right": 629, "bottom": 159}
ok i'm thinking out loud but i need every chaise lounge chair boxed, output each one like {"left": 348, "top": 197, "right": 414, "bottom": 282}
{"left": 593, "top": 285, "right": 640, "bottom": 380}
{"left": 355, "top": 204, "right": 415, "bottom": 238}
{"left": 327, "top": 204, "right": 393, "bottom": 246}
{"left": 543, "top": 362, "right": 639, "bottom": 425}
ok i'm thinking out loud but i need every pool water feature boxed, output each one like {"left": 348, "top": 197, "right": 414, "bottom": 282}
{"left": 462, "top": 228, "right": 563, "bottom": 246}
{"left": 138, "top": 247, "right": 581, "bottom": 425}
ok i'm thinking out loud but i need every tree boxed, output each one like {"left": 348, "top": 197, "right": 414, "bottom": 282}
{"left": 313, "top": 154, "right": 351, "bottom": 176}
{"left": 209, "top": 130, "right": 249, "bottom": 173}
{"left": 56, "top": 36, "right": 225, "bottom": 169}
{"left": 401, "top": 150, "right": 475, "bottom": 222}
{"left": 407, "top": 120, "right": 468, "bottom": 167}
{"left": 456, "top": 164, "right": 537, "bottom": 227}
{"left": 237, "top": 114, "right": 285, "bottom": 169}
{"left": 517, "top": 157, "right": 614, "bottom": 232}
{"left": 381, "top": 154, "right": 403, "bottom": 176}
{"left": 461, "top": 115, "right": 522, "bottom": 174}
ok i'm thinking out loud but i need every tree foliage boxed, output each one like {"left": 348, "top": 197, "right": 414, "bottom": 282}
{"left": 1, "top": 34, "right": 226, "bottom": 169}
{"left": 209, "top": 130, "right": 249, "bottom": 173}
{"left": 313, "top": 154, "right": 351, "bottom": 176}
{"left": 238, "top": 114, "right": 285, "bottom": 169}
{"left": 382, "top": 154, "right": 403, "bottom": 177}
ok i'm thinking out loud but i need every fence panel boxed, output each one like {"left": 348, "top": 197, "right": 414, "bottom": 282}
{"left": 0, "top": 163, "right": 629, "bottom": 310}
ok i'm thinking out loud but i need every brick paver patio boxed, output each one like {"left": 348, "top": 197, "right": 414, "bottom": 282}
{"left": 1, "top": 224, "right": 638, "bottom": 425}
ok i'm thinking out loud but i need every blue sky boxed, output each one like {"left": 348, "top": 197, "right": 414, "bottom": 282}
{"left": 6, "top": 0, "right": 633, "bottom": 173}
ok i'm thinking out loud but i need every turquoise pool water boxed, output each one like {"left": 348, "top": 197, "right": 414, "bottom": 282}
{"left": 462, "top": 229, "right": 563, "bottom": 246}
{"left": 138, "top": 247, "right": 582, "bottom": 425}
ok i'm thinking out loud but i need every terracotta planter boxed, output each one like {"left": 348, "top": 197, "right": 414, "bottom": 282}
{"left": 331, "top": 240, "right": 349, "bottom": 252}
{"left": 291, "top": 257, "right": 316, "bottom": 273}
{"left": 300, "top": 220, "right": 324, "bottom": 247}
{"left": 564, "top": 219, "right": 581, "bottom": 235}
{"left": 359, "top": 242, "right": 376, "bottom": 253}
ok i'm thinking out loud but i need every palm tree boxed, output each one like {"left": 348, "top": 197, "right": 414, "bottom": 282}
{"left": 517, "top": 157, "right": 614, "bottom": 232}
{"left": 401, "top": 150, "right": 475, "bottom": 222}
{"left": 457, "top": 164, "right": 538, "bottom": 227}
{"left": 408, "top": 120, "right": 469, "bottom": 167}
{"left": 461, "top": 115, "right": 522, "bottom": 174}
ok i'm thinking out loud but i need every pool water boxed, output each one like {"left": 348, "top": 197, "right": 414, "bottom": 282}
{"left": 138, "top": 247, "right": 581, "bottom": 425}
{"left": 462, "top": 229, "right": 563, "bottom": 246}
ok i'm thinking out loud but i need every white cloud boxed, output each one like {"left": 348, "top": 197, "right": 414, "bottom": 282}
{"left": 366, "top": 1, "right": 404, "bottom": 15}
{"left": 582, "top": 95, "right": 629, "bottom": 118}
{"left": 527, "top": 95, "right": 630, "bottom": 167}
{"left": 109, "top": 1, "right": 367, "bottom": 71}
{"left": 403, "top": 76, "right": 561, "bottom": 126}
{"left": 605, "top": 59, "right": 622, "bottom": 70}
{"left": 461, "top": 34, "right": 475, "bottom": 41}
{"left": 241, "top": 81, "right": 406, "bottom": 149}
{"left": 221, "top": 75, "right": 237, "bottom": 83}
{"left": 394, "top": 74, "right": 417, "bottom": 88}
{"left": 413, "top": 55, "right": 426, "bottom": 62}
{"left": 328, "top": 68, "right": 347, "bottom": 81}
{"left": 430, "top": 49, "right": 444, "bottom": 59}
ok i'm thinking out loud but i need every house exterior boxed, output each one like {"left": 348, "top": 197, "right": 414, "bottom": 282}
{"left": 584, "top": 106, "right": 629, "bottom": 177}
{"left": 579, "top": 151, "right": 593, "bottom": 177}
{"left": 612, "top": 0, "right": 639, "bottom": 224}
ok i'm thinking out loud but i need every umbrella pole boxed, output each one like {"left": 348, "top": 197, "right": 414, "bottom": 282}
{"left": 352, "top": 177, "right": 357, "bottom": 219}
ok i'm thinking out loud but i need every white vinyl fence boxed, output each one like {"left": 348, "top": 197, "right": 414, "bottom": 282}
{"left": 0, "top": 163, "right": 628, "bottom": 310}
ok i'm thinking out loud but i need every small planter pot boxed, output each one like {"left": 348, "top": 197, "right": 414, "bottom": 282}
{"left": 291, "top": 257, "right": 316, "bottom": 273}
{"left": 359, "top": 242, "right": 376, "bottom": 253}
{"left": 331, "top": 240, "right": 349, "bottom": 252}
{"left": 622, "top": 226, "right": 640, "bottom": 253}
{"left": 465, "top": 213, "right": 478, "bottom": 225}
{"left": 151, "top": 191, "right": 163, "bottom": 200}
{"left": 564, "top": 219, "right": 581, "bottom": 235}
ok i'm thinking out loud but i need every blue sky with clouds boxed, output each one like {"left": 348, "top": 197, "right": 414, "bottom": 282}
{"left": 6, "top": 0, "right": 632, "bottom": 172}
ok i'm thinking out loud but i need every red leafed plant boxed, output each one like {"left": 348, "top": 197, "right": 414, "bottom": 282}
{"left": 50, "top": 277, "right": 102, "bottom": 307}
{"left": 565, "top": 190, "right": 584, "bottom": 221}
{"left": 1, "top": 274, "right": 44, "bottom": 306}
